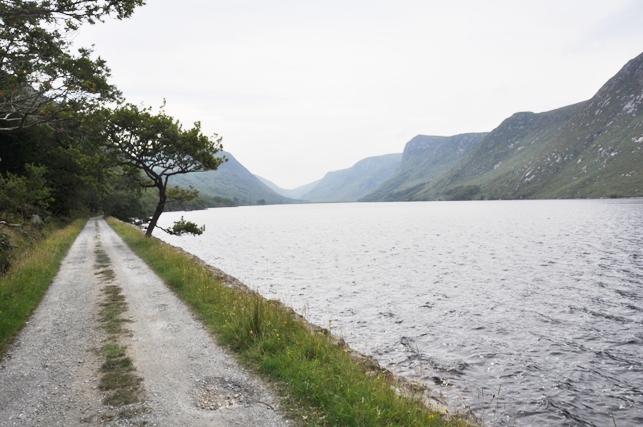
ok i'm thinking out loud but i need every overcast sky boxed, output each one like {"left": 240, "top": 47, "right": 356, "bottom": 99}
{"left": 74, "top": 0, "right": 643, "bottom": 188}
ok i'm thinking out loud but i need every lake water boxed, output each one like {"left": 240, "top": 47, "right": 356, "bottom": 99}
{"left": 156, "top": 200, "right": 643, "bottom": 426}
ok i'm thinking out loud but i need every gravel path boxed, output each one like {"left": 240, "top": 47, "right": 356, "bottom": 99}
{"left": 0, "top": 218, "right": 289, "bottom": 426}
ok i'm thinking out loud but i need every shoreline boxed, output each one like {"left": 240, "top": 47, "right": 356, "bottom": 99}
{"left": 110, "top": 218, "right": 474, "bottom": 426}
{"left": 162, "top": 196, "right": 643, "bottom": 212}
{"left": 143, "top": 226, "right": 477, "bottom": 424}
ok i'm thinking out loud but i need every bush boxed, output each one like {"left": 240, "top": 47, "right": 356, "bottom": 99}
{"left": 0, "top": 164, "right": 52, "bottom": 219}
{"left": 0, "top": 232, "right": 11, "bottom": 274}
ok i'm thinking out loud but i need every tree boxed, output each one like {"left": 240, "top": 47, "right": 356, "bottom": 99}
{"left": 0, "top": 118, "right": 135, "bottom": 217}
{"left": 0, "top": 0, "right": 144, "bottom": 131}
{"left": 101, "top": 103, "right": 224, "bottom": 236}
{"left": 0, "top": 163, "right": 51, "bottom": 219}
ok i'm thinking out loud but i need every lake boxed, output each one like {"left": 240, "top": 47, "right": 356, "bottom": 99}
{"left": 156, "top": 200, "right": 643, "bottom": 426}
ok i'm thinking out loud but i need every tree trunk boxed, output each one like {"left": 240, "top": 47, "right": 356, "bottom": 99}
{"left": 145, "top": 185, "right": 167, "bottom": 237}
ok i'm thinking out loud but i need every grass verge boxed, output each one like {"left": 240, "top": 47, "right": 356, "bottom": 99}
{"left": 108, "top": 217, "right": 467, "bottom": 427}
{"left": 0, "top": 219, "right": 86, "bottom": 358}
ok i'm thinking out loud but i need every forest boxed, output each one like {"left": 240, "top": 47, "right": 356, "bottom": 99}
{"left": 1, "top": 0, "right": 222, "bottom": 270}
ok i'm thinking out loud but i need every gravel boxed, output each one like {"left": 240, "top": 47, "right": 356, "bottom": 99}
{"left": 0, "top": 218, "right": 289, "bottom": 426}
{"left": 0, "top": 219, "right": 105, "bottom": 426}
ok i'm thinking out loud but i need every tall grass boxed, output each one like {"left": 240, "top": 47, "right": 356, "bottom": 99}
{"left": 108, "top": 218, "right": 466, "bottom": 426}
{"left": 0, "top": 219, "right": 85, "bottom": 357}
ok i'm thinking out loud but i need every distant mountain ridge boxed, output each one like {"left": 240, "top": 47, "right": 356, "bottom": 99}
{"left": 363, "top": 51, "right": 643, "bottom": 201}
{"left": 362, "top": 133, "right": 486, "bottom": 201}
{"left": 171, "top": 52, "right": 643, "bottom": 205}
{"left": 255, "top": 176, "right": 319, "bottom": 200}
{"left": 300, "top": 153, "right": 402, "bottom": 202}
{"left": 169, "top": 151, "right": 293, "bottom": 206}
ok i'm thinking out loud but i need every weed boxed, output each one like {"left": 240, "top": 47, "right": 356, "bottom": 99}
{"left": 95, "top": 268, "right": 116, "bottom": 282}
{"left": 96, "top": 267, "right": 143, "bottom": 408}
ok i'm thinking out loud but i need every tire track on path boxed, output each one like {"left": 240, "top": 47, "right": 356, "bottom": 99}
{"left": 0, "top": 218, "right": 289, "bottom": 426}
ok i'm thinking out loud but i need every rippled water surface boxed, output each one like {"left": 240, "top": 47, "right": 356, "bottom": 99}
{"left": 157, "top": 200, "right": 643, "bottom": 426}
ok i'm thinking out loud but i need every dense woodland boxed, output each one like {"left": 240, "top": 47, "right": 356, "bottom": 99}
{"left": 0, "top": 0, "right": 225, "bottom": 270}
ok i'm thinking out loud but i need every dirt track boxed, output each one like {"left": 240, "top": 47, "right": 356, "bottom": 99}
{"left": 0, "top": 218, "right": 288, "bottom": 426}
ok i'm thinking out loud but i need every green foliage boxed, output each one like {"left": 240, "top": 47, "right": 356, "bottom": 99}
{"left": 0, "top": 0, "right": 144, "bottom": 130}
{"left": 159, "top": 216, "right": 205, "bottom": 236}
{"left": 0, "top": 0, "right": 227, "bottom": 227}
{"left": 109, "top": 218, "right": 467, "bottom": 427}
{"left": 0, "top": 232, "right": 10, "bottom": 273}
{"left": 0, "top": 0, "right": 143, "bottom": 28}
{"left": 167, "top": 186, "right": 199, "bottom": 204}
{"left": 0, "top": 219, "right": 85, "bottom": 358}
{"left": 0, "top": 124, "right": 138, "bottom": 218}
{"left": 0, "top": 164, "right": 52, "bottom": 219}
{"left": 99, "top": 103, "right": 225, "bottom": 236}
{"left": 98, "top": 168, "right": 151, "bottom": 219}
{"left": 164, "top": 188, "right": 237, "bottom": 211}
{"left": 0, "top": 0, "right": 155, "bottom": 222}
{"left": 101, "top": 103, "right": 225, "bottom": 176}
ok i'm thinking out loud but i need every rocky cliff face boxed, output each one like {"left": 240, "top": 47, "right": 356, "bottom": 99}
{"left": 174, "top": 53, "right": 643, "bottom": 204}
{"left": 365, "top": 52, "right": 643, "bottom": 201}
{"left": 362, "top": 133, "right": 486, "bottom": 201}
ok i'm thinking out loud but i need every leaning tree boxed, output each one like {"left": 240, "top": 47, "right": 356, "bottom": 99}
{"left": 101, "top": 103, "right": 224, "bottom": 236}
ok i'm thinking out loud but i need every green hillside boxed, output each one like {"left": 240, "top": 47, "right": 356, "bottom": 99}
{"left": 169, "top": 152, "right": 293, "bottom": 206}
{"left": 364, "top": 52, "right": 643, "bottom": 201}
{"left": 362, "top": 134, "right": 486, "bottom": 201}
{"left": 301, "top": 153, "right": 402, "bottom": 202}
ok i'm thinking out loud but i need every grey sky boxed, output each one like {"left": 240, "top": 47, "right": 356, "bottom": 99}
{"left": 75, "top": 0, "right": 643, "bottom": 188}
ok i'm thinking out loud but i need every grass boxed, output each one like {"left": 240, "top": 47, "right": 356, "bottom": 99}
{"left": 99, "top": 341, "right": 141, "bottom": 406}
{"left": 94, "top": 243, "right": 143, "bottom": 408}
{"left": 0, "top": 219, "right": 86, "bottom": 358}
{"left": 108, "top": 217, "right": 468, "bottom": 427}
{"left": 99, "top": 340, "right": 142, "bottom": 406}
{"left": 99, "top": 285, "right": 130, "bottom": 335}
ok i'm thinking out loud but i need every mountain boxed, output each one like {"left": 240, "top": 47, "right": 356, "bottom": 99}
{"left": 169, "top": 151, "right": 293, "bottom": 205}
{"left": 364, "top": 52, "right": 643, "bottom": 201}
{"left": 362, "top": 133, "right": 486, "bottom": 201}
{"left": 255, "top": 176, "right": 319, "bottom": 200}
{"left": 175, "top": 53, "right": 642, "bottom": 204}
{"left": 300, "top": 153, "right": 402, "bottom": 202}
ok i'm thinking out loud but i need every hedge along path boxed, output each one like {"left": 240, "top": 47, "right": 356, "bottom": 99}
{"left": 0, "top": 218, "right": 288, "bottom": 426}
